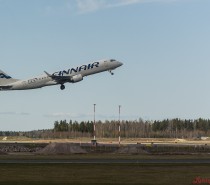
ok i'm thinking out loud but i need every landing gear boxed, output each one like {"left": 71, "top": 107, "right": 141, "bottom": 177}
{"left": 60, "top": 84, "right": 65, "bottom": 90}
{"left": 109, "top": 70, "right": 114, "bottom": 75}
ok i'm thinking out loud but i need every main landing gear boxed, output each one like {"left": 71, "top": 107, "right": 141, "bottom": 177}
{"left": 109, "top": 70, "right": 114, "bottom": 75}
{"left": 60, "top": 84, "right": 65, "bottom": 90}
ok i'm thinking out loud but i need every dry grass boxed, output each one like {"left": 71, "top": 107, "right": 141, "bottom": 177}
{"left": 0, "top": 163, "right": 209, "bottom": 185}
{"left": 0, "top": 152, "right": 209, "bottom": 184}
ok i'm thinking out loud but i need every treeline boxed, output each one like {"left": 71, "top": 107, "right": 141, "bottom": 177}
{"left": 1, "top": 118, "right": 210, "bottom": 139}
{"left": 152, "top": 118, "right": 210, "bottom": 138}
{"left": 0, "top": 131, "right": 20, "bottom": 137}
{"left": 51, "top": 118, "right": 210, "bottom": 138}
{"left": 54, "top": 120, "right": 93, "bottom": 133}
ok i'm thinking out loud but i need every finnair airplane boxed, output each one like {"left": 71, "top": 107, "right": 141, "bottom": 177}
{"left": 0, "top": 59, "right": 123, "bottom": 91}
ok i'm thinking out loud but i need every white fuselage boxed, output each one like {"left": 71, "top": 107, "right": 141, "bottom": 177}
{"left": 5, "top": 59, "right": 123, "bottom": 90}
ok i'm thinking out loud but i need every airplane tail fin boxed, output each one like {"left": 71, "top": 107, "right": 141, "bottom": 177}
{"left": 0, "top": 70, "right": 19, "bottom": 85}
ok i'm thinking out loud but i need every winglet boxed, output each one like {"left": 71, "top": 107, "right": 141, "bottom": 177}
{"left": 44, "top": 71, "right": 52, "bottom": 77}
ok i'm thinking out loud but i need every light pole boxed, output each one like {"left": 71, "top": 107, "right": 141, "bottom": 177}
{"left": 93, "top": 104, "right": 96, "bottom": 140}
{"left": 118, "top": 105, "right": 121, "bottom": 146}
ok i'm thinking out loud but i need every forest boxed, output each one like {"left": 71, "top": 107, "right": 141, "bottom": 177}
{"left": 1, "top": 118, "right": 210, "bottom": 139}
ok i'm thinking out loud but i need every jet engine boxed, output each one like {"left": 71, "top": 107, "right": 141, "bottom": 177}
{"left": 71, "top": 74, "right": 83, "bottom": 83}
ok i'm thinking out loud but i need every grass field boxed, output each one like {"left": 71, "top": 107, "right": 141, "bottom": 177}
{"left": 1, "top": 153, "right": 210, "bottom": 160}
{"left": 0, "top": 154, "right": 210, "bottom": 185}
{"left": 0, "top": 163, "right": 209, "bottom": 185}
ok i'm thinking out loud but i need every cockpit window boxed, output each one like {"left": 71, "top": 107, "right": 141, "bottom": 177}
{"left": 110, "top": 59, "right": 116, "bottom": 62}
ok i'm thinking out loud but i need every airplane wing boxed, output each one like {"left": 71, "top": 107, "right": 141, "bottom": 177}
{"left": 44, "top": 71, "right": 71, "bottom": 83}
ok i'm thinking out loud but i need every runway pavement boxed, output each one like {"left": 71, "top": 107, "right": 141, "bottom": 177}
{"left": 1, "top": 159, "right": 210, "bottom": 164}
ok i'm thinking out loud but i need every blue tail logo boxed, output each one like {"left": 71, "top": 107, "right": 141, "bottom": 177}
{"left": 0, "top": 73, "right": 11, "bottom": 79}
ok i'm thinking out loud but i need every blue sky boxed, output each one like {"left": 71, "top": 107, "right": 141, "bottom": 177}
{"left": 0, "top": 0, "right": 210, "bottom": 131}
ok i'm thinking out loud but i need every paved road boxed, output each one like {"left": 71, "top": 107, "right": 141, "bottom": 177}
{"left": 1, "top": 159, "right": 210, "bottom": 164}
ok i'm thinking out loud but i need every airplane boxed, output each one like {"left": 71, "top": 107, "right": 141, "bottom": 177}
{"left": 0, "top": 59, "right": 123, "bottom": 91}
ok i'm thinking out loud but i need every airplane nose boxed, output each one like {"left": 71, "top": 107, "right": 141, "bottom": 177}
{"left": 118, "top": 61, "right": 123, "bottom": 66}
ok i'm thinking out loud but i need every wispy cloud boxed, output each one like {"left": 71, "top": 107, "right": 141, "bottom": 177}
{"left": 44, "top": 0, "right": 182, "bottom": 16}
{"left": 44, "top": 112, "right": 92, "bottom": 119}
{"left": 76, "top": 0, "right": 106, "bottom": 14}
{"left": 76, "top": 0, "right": 181, "bottom": 14}
{"left": 0, "top": 112, "right": 30, "bottom": 116}
{"left": 0, "top": 112, "right": 16, "bottom": 115}
{"left": 20, "top": 112, "right": 30, "bottom": 116}
{"left": 44, "top": 112, "right": 142, "bottom": 121}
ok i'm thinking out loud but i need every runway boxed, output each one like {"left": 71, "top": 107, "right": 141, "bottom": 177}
{"left": 1, "top": 159, "right": 210, "bottom": 164}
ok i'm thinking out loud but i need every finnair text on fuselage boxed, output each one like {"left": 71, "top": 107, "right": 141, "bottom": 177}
{"left": 53, "top": 62, "right": 100, "bottom": 76}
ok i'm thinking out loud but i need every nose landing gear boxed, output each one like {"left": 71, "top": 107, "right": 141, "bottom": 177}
{"left": 109, "top": 70, "right": 114, "bottom": 75}
{"left": 60, "top": 84, "right": 65, "bottom": 90}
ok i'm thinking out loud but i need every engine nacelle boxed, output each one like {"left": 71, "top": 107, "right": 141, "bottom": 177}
{"left": 71, "top": 74, "right": 83, "bottom": 83}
